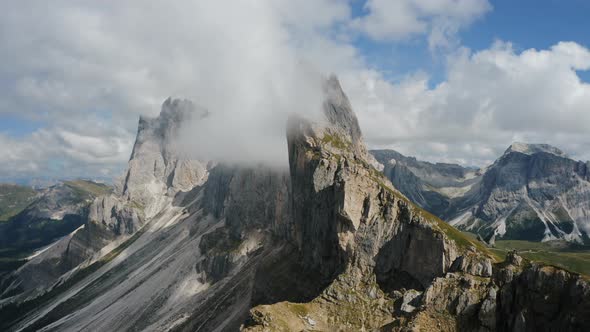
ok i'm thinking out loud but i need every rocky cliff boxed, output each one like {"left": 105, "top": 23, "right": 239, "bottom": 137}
{"left": 241, "top": 101, "right": 493, "bottom": 330}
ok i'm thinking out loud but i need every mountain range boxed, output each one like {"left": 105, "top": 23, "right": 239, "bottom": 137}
{"left": 372, "top": 143, "right": 590, "bottom": 245}
{"left": 0, "top": 77, "right": 588, "bottom": 331}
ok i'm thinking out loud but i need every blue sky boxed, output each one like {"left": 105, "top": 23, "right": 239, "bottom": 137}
{"left": 464, "top": 0, "right": 590, "bottom": 51}
{"left": 464, "top": 0, "right": 590, "bottom": 74}
{"left": 350, "top": 0, "right": 590, "bottom": 86}
{"left": 0, "top": 115, "right": 44, "bottom": 138}
{"left": 1, "top": 0, "right": 590, "bottom": 181}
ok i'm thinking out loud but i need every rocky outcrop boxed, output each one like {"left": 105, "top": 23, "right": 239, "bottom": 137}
{"left": 88, "top": 195, "right": 143, "bottom": 236}
{"left": 244, "top": 80, "right": 590, "bottom": 332}
{"left": 493, "top": 252, "right": 590, "bottom": 331}
{"left": 243, "top": 78, "right": 497, "bottom": 331}
{"left": 121, "top": 98, "right": 209, "bottom": 216}
{"left": 322, "top": 75, "right": 364, "bottom": 154}
{"left": 449, "top": 251, "right": 493, "bottom": 277}
{"left": 421, "top": 273, "right": 494, "bottom": 330}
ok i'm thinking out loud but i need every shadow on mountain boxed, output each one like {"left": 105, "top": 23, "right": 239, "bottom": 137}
{"left": 172, "top": 243, "right": 337, "bottom": 332}
{"left": 374, "top": 239, "right": 425, "bottom": 295}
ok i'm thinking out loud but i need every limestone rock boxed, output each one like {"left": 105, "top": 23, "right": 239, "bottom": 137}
{"left": 496, "top": 264, "right": 590, "bottom": 331}
{"left": 121, "top": 98, "right": 208, "bottom": 216}
{"left": 450, "top": 253, "right": 493, "bottom": 277}
{"left": 88, "top": 194, "right": 143, "bottom": 235}
{"left": 400, "top": 289, "right": 423, "bottom": 314}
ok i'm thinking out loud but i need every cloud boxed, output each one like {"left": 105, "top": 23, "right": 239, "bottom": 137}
{"left": 352, "top": 0, "right": 492, "bottom": 50}
{"left": 0, "top": 128, "right": 129, "bottom": 182}
{"left": 0, "top": 0, "right": 352, "bottom": 178}
{"left": 1, "top": 1, "right": 590, "bottom": 182}
{"left": 345, "top": 41, "right": 590, "bottom": 166}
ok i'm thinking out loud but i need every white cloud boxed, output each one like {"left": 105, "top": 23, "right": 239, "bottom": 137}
{"left": 1, "top": 1, "right": 590, "bottom": 182}
{"left": 352, "top": 0, "right": 491, "bottom": 50}
{"left": 0, "top": 0, "right": 351, "bottom": 177}
{"left": 0, "top": 125, "right": 131, "bottom": 182}
{"left": 347, "top": 41, "right": 590, "bottom": 166}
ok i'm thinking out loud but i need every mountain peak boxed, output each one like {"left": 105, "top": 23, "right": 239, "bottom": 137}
{"left": 161, "top": 97, "right": 207, "bottom": 119}
{"left": 138, "top": 98, "right": 207, "bottom": 129}
{"left": 505, "top": 142, "right": 567, "bottom": 158}
{"left": 322, "top": 76, "right": 363, "bottom": 143}
{"left": 122, "top": 97, "right": 209, "bottom": 215}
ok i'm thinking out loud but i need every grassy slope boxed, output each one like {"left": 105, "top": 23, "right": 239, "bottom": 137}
{"left": 0, "top": 184, "right": 37, "bottom": 222}
{"left": 462, "top": 232, "right": 590, "bottom": 276}
{"left": 490, "top": 240, "right": 590, "bottom": 276}
{"left": 63, "top": 180, "right": 112, "bottom": 199}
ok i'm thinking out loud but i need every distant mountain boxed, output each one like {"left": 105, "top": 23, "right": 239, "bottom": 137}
{"left": 0, "top": 180, "right": 112, "bottom": 275}
{"left": 0, "top": 177, "right": 114, "bottom": 189}
{"left": 0, "top": 184, "right": 37, "bottom": 221}
{"left": 371, "top": 149, "right": 483, "bottom": 216}
{"left": 372, "top": 143, "right": 590, "bottom": 244}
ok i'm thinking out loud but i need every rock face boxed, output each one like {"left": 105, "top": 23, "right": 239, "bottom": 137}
{"left": 461, "top": 145, "right": 590, "bottom": 243}
{"left": 241, "top": 86, "right": 499, "bottom": 330}
{"left": 87, "top": 194, "right": 143, "bottom": 236}
{"left": 120, "top": 97, "right": 209, "bottom": 216}
{"left": 372, "top": 144, "right": 590, "bottom": 243}
{"left": 0, "top": 79, "right": 588, "bottom": 332}
{"left": 496, "top": 262, "right": 590, "bottom": 331}
{"left": 287, "top": 117, "right": 467, "bottom": 285}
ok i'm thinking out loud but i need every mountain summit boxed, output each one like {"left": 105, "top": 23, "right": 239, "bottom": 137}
{"left": 505, "top": 142, "right": 568, "bottom": 158}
